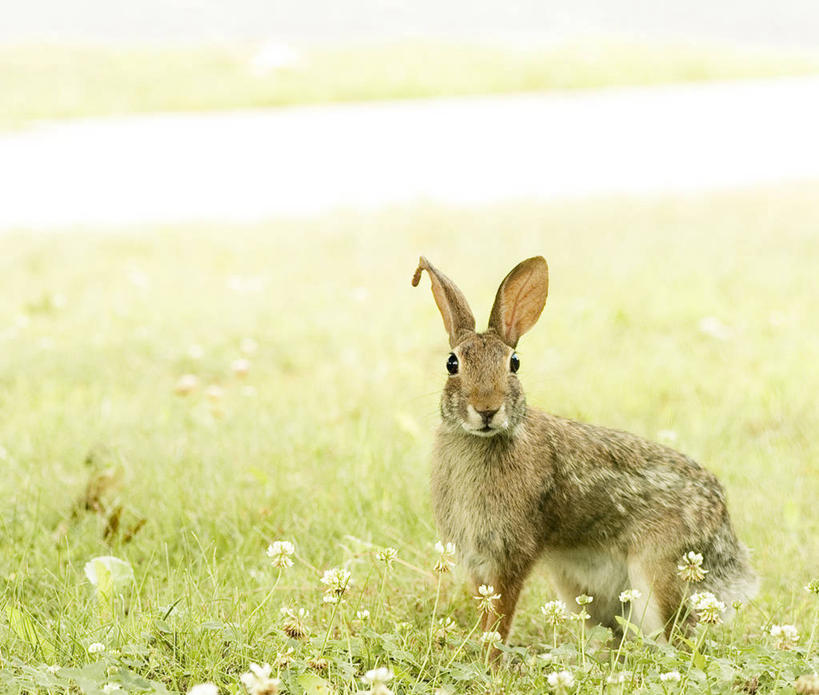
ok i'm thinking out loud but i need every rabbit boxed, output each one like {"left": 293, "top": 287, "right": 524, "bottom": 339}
{"left": 412, "top": 255, "right": 756, "bottom": 652}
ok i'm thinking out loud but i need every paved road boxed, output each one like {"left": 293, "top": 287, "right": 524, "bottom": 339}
{"left": 2, "top": 77, "right": 818, "bottom": 230}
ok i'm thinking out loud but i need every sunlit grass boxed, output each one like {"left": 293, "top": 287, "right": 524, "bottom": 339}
{"left": 0, "top": 184, "right": 817, "bottom": 692}
{"left": 3, "top": 39, "right": 819, "bottom": 127}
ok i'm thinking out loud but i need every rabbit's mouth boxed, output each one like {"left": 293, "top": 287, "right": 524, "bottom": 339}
{"left": 461, "top": 422, "right": 504, "bottom": 438}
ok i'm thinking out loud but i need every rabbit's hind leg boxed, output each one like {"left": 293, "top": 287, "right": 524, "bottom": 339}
{"left": 626, "top": 552, "right": 680, "bottom": 642}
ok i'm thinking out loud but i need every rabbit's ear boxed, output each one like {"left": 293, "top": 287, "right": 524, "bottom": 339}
{"left": 412, "top": 256, "right": 476, "bottom": 347}
{"left": 488, "top": 256, "right": 549, "bottom": 347}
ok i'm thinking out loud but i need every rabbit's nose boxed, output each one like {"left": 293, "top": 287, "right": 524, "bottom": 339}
{"left": 476, "top": 408, "right": 499, "bottom": 425}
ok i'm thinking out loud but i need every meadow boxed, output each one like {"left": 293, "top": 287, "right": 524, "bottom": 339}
{"left": 3, "top": 39, "right": 819, "bottom": 128}
{"left": 1, "top": 185, "right": 817, "bottom": 693}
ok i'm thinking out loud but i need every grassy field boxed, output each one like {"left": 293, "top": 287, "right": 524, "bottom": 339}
{"left": 1, "top": 184, "right": 817, "bottom": 693}
{"left": 3, "top": 40, "right": 819, "bottom": 128}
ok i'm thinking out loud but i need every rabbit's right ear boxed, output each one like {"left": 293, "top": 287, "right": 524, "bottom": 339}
{"left": 412, "top": 256, "right": 476, "bottom": 347}
{"left": 488, "top": 256, "right": 549, "bottom": 347}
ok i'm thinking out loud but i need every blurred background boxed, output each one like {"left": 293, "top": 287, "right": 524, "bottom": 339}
{"left": 0, "top": 0, "right": 817, "bottom": 679}
{"left": 5, "top": 0, "right": 819, "bottom": 44}
{"left": 3, "top": 0, "right": 819, "bottom": 226}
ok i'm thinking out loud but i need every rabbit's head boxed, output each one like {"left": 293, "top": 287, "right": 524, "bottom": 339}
{"left": 413, "top": 256, "right": 549, "bottom": 438}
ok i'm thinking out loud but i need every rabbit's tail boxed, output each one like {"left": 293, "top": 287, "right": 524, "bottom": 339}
{"left": 697, "top": 522, "right": 759, "bottom": 613}
{"left": 633, "top": 522, "right": 758, "bottom": 637}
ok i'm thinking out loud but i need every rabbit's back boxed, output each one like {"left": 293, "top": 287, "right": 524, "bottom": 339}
{"left": 530, "top": 411, "right": 731, "bottom": 550}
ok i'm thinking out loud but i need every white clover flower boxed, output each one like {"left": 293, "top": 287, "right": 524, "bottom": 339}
{"left": 439, "top": 616, "right": 456, "bottom": 629}
{"left": 102, "top": 684, "right": 121, "bottom": 693}
{"left": 205, "top": 385, "right": 224, "bottom": 401}
{"left": 320, "top": 567, "right": 351, "bottom": 589}
{"left": 240, "top": 662, "right": 280, "bottom": 695}
{"left": 619, "top": 589, "right": 642, "bottom": 603}
{"left": 362, "top": 666, "right": 394, "bottom": 695}
{"left": 188, "top": 685, "right": 219, "bottom": 695}
{"left": 435, "top": 541, "right": 456, "bottom": 555}
{"left": 688, "top": 591, "right": 710, "bottom": 610}
{"left": 474, "top": 585, "right": 502, "bottom": 615}
{"left": 281, "top": 607, "right": 310, "bottom": 640}
{"left": 540, "top": 599, "right": 568, "bottom": 626}
{"left": 87, "top": 642, "right": 105, "bottom": 654}
{"left": 689, "top": 591, "right": 725, "bottom": 624}
{"left": 435, "top": 616, "right": 456, "bottom": 640}
{"left": 240, "top": 338, "right": 259, "bottom": 355}
{"left": 266, "top": 541, "right": 295, "bottom": 569}
{"left": 231, "top": 358, "right": 251, "bottom": 377}
{"left": 275, "top": 647, "right": 295, "bottom": 669}
{"left": 477, "top": 584, "right": 500, "bottom": 597}
{"left": 575, "top": 594, "right": 594, "bottom": 606}
{"left": 698, "top": 316, "right": 732, "bottom": 341}
{"left": 805, "top": 579, "right": 819, "bottom": 595}
{"left": 433, "top": 541, "right": 457, "bottom": 574}
{"left": 677, "top": 551, "right": 708, "bottom": 583}
{"left": 375, "top": 547, "right": 398, "bottom": 568}
{"left": 480, "top": 630, "right": 502, "bottom": 645}
{"left": 174, "top": 374, "right": 200, "bottom": 395}
{"left": 356, "top": 609, "right": 371, "bottom": 621}
{"left": 656, "top": 429, "right": 678, "bottom": 445}
{"left": 187, "top": 344, "right": 204, "bottom": 360}
{"left": 84, "top": 556, "right": 135, "bottom": 601}
{"left": 782, "top": 625, "right": 800, "bottom": 641}
{"left": 127, "top": 270, "right": 150, "bottom": 290}
{"left": 770, "top": 624, "right": 799, "bottom": 648}
{"left": 701, "top": 601, "right": 727, "bottom": 623}
{"left": 307, "top": 657, "right": 328, "bottom": 672}
{"left": 320, "top": 567, "right": 352, "bottom": 602}
{"left": 547, "top": 670, "right": 575, "bottom": 691}
{"left": 660, "top": 670, "right": 682, "bottom": 682}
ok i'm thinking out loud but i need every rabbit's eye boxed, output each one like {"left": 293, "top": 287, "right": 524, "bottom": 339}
{"left": 446, "top": 353, "right": 459, "bottom": 375}
{"left": 510, "top": 352, "right": 520, "bottom": 373}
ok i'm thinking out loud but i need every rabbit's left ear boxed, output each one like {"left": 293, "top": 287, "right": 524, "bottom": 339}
{"left": 488, "top": 256, "right": 549, "bottom": 347}
{"left": 412, "top": 256, "right": 476, "bottom": 347}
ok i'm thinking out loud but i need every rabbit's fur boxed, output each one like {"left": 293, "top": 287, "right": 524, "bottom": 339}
{"left": 412, "top": 255, "right": 756, "bottom": 649}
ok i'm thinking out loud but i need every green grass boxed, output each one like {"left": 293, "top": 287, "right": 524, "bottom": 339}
{"left": 3, "top": 39, "right": 819, "bottom": 128}
{"left": 1, "top": 184, "right": 818, "bottom": 693}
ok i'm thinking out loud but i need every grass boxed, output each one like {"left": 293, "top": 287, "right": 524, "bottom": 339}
{"left": 3, "top": 39, "right": 819, "bottom": 128}
{"left": 1, "top": 184, "right": 818, "bottom": 693}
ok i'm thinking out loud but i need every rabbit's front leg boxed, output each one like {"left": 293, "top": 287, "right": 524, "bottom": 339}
{"left": 477, "top": 575, "right": 524, "bottom": 664}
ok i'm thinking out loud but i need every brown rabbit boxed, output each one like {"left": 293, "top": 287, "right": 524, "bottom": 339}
{"left": 412, "top": 255, "right": 756, "bottom": 650}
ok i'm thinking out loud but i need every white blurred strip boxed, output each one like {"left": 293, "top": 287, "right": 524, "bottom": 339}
{"left": 1, "top": 76, "right": 818, "bottom": 230}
